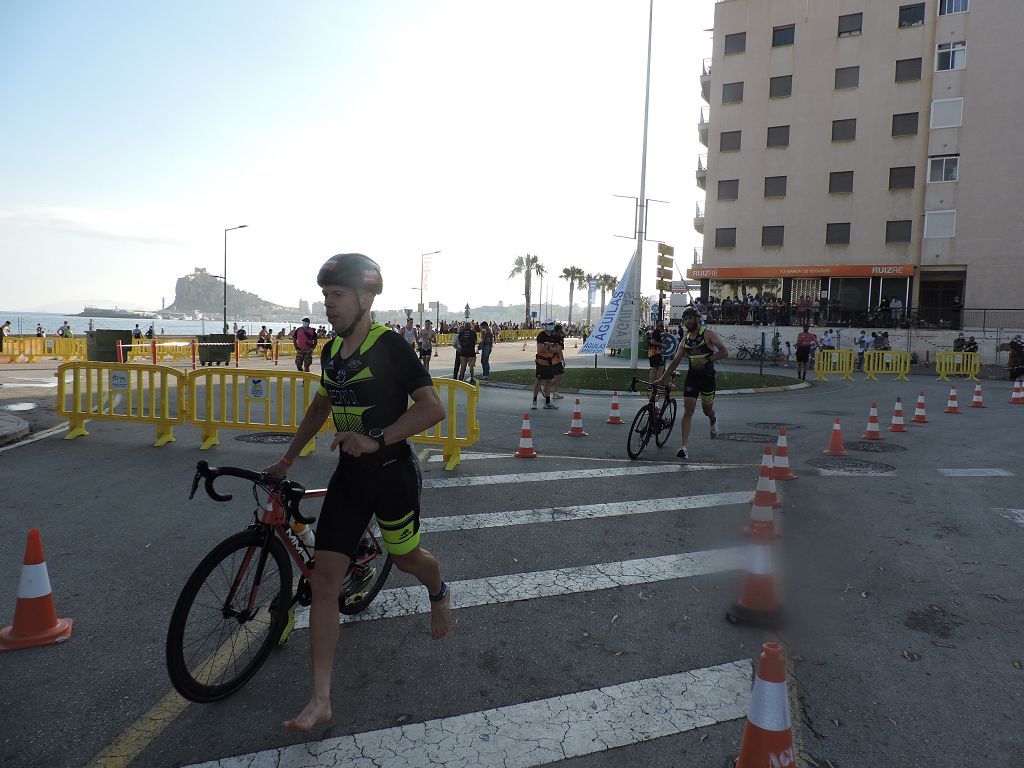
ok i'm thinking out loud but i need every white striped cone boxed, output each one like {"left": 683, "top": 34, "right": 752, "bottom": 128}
{"left": 726, "top": 542, "right": 783, "bottom": 629}
{"left": 513, "top": 412, "right": 538, "bottom": 458}
{"left": 0, "top": 530, "right": 73, "bottom": 651}
{"left": 735, "top": 643, "right": 795, "bottom": 768}
{"left": 910, "top": 391, "right": 929, "bottom": 423}
{"left": 944, "top": 386, "right": 962, "bottom": 414}
{"left": 860, "top": 401, "right": 884, "bottom": 440}
{"left": 969, "top": 383, "right": 986, "bottom": 408}
{"left": 772, "top": 428, "right": 796, "bottom": 481}
{"left": 745, "top": 447, "right": 780, "bottom": 539}
{"left": 565, "top": 399, "right": 588, "bottom": 436}
{"left": 1011, "top": 379, "right": 1024, "bottom": 405}
{"left": 887, "top": 397, "right": 907, "bottom": 432}
{"left": 606, "top": 392, "right": 625, "bottom": 424}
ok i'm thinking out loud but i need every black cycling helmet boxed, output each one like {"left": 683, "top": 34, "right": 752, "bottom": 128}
{"left": 316, "top": 253, "right": 383, "bottom": 295}
{"left": 681, "top": 307, "right": 701, "bottom": 319}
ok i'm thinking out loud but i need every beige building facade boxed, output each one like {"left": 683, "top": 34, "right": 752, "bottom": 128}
{"left": 692, "top": 0, "right": 1023, "bottom": 326}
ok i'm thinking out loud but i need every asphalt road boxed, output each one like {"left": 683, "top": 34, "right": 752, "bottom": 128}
{"left": 1, "top": 371, "right": 1022, "bottom": 767}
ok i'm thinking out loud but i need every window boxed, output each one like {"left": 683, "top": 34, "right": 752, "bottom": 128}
{"left": 835, "top": 66, "right": 860, "bottom": 89}
{"left": 762, "top": 226, "right": 785, "bottom": 247}
{"left": 924, "top": 210, "right": 957, "bottom": 238}
{"left": 773, "top": 24, "right": 795, "bottom": 47}
{"left": 928, "top": 155, "right": 960, "bottom": 182}
{"left": 899, "top": 4, "right": 926, "bottom": 28}
{"left": 889, "top": 166, "right": 916, "bottom": 189}
{"left": 770, "top": 75, "right": 793, "bottom": 98}
{"left": 832, "top": 119, "right": 857, "bottom": 142}
{"left": 722, "top": 81, "right": 744, "bottom": 103}
{"left": 718, "top": 179, "right": 739, "bottom": 201}
{"left": 725, "top": 32, "right": 746, "bottom": 54}
{"left": 829, "top": 171, "right": 854, "bottom": 194}
{"left": 892, "top": 112, "right": 919, "bottom": 136}
{"left": 767, "top": 125, "right": 791, "bottom": 148}
{"left": 939, "top": 0, "right": 969, "bottom": 15}
{"left": 838, "top": 12, "right": 863, "bottom": 37}
{"left": 716, "top": 228, "right": 737, "bottom": 248}
{"left": 936, "top": 41, "right": 966, "bottom": 71}
{"left": 931, "top": 97, "right": 964, "bottom": 128}
{"left": 720, "top": 130, "right": 742, "bottom": 151}
{"left": 895, "top": 58, "right": 923, "bottom": 82}
{"left": 826, "top": 223, "right": 851, "bottom": 245}
{"left": 886, "top": 220, "right": 913, "bottom": 243}
{"left": 764, "top": 176, "right": 788, "bottom": 197}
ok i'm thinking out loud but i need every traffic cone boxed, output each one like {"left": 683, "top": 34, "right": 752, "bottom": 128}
{"left": 0, "top": 530, "right": 73, "bottom": 652}
{"left": 565, "top": 399, "right": 588, "bottom": 437}
{"left": 734, "top": 642, "right": 795, "bottom": 768}
{"left": 606, "top": 391, "right": 625, "bottom": 424}
{"left": 944, "top": 386, "right": 962, "bottom": 414}
{"left": 1011, "top": 379, "right": 1024, "bottom": 405}
{"left": 887, "top": 397, "right": 908, "bottom": 432}
{"left": 969, "top": 383, "right": 986, "bottom": 408}
{"left": 823, "top": 418, "right": 848, "bottom": 456}
{"left": 861, "top": 401, "right": 884, "bottom": 440}
{"left": 745, "top": 447, "right": 781, "bottom": 539}
{"left": 772, "top": 428, "right": 797, "bottom": 481}
{"left": 513, "top": 412, "right": 538, "bottom": 458}
{"left": 910, "top": 391, "right": 929, "bottom": 423}
{"left": 725, "top": 541, "right": 784, "bottom": 630}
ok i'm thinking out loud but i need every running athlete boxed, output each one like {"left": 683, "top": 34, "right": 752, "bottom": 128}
{"left": 658, "top": 308, "right": 729, "bottom": 460}
{"left": 794, "top": 324, "right": 818, "bottom": 381}
{"left": 263, "top": 253, "right": 453, "bottom": 733}
{"left": 417, "top": 319, "right": 436, "bottom": 371}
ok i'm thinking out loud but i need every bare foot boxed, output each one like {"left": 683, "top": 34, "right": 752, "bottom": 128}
{"left": 283, "top": 698, "right": 332, "bottom": 732}
{"left": 430, "top": 587, "right": 454, "bottom": 640}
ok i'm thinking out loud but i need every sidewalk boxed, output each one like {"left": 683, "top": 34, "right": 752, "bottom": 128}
{"left": 0, "top": 410, "right": 29, "bottom": 445}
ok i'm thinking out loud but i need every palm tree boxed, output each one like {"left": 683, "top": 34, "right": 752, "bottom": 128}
{"left": 560, "top": 266, "right": 586, "bottom": 324}
{"left": 508, "top": 254, "right": 545, "bottom": 323}
{"left": 597, "top": 273, "right": 619, "bottom": 315}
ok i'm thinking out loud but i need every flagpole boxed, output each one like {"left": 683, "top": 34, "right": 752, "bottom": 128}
{"left": 631, "top": 0, "right": 654, "bottom": 370}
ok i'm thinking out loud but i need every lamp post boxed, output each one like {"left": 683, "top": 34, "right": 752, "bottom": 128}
{"left": 420, "top": 250, "right": 441, "bottom": 326}
{"left": 223, "top": 225, "right": 248, "bottom": 333}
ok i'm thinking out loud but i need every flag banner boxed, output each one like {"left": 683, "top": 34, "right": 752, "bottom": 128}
{"left": 580, "top": 252, "right": 637, "bottom": 355}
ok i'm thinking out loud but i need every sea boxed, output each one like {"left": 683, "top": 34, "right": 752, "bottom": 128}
{"left": 0, "top": 312, "right": 311, "bottom": 337}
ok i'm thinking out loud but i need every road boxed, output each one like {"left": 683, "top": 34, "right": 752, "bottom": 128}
{"left": 2, "top": 367, "right": 1022, "bottom": 767}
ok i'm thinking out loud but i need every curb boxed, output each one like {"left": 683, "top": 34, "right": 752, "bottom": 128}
{"left": 0, "top": 412, "right": 30, "bottom": 446}
{"left": 479, "top": 381, "right": 810, "bottom": 396}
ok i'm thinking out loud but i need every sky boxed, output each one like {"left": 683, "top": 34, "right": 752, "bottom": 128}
{"left": 0, "top": 0, "right": 715, "bottom": 315}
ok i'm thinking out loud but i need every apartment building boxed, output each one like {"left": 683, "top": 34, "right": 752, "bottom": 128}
{"left": 690, "top": 0, "right": 1022, "bottom": 324}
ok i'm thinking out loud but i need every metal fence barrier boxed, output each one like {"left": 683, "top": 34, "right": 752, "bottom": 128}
{"left": 813, "top": 349, "right": 855, "bottom": 381}
{"left": 862, "top": 351, "right": 911, "bottom": 382}
{"left": 935, "top": 352, "right": 980, "bottom": 382}
{"left": 0, "top": 337, "right": 86, "bottom": 363}
{"left": 410, "top": 379, "right": 481, "bottom": 470}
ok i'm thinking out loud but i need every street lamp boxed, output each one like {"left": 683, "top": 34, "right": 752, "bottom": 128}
{"left": 223, "top": 225, "right": 248, "bottom": 333}
{"left": 420, "top": 250, "right": 441, "bottom": 326}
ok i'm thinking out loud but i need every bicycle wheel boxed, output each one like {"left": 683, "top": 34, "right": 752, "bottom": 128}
{"left": 339, "top": 520, "right": 393, "bottom": 615}
{"left": 655, "top": 398, "right": 677, "bottom": 447}
{"left": 736, "top": 348, "right": 749, "bottom": 360}
{"left": 166, "top": 528, "right": 292, "bottom": 703}
{"left": 627, "top": 405, "right": 653, "bottom": 460}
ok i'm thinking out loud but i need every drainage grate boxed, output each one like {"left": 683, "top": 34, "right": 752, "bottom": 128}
{"left": 807, "top": 457, "right": 896, "bottom": 474}
{"left": 716, "top": 433, "right": 779, "bottom": 443}
{"left": 843, "top": 441, "right": 908, "bottom": 453}
{"left": 748, "top": 422, "right": 804, "bottom": 431}
{"left": 234, "top": 432, "right": 295, "bottom": 444}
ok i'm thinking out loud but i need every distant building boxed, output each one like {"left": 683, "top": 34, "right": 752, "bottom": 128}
{"left": 299, "top": 299, "right": 310, "bottom": 314}
{"left": 312, "top": 301, "right": 326, "bottom": 319}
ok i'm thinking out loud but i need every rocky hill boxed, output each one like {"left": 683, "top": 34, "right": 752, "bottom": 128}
{"left": 165, "top": 269, "right": 295, "bottom": 319}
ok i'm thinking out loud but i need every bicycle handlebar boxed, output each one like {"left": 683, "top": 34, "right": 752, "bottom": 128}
{"left": 189, "top": 460, "right": 315, "bottom": 525}
{"left": 628, "top": 371, "right": 679, "bottom": 394}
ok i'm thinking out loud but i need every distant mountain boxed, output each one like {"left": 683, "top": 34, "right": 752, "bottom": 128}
{"left": 165, "top": 269, "right": 297, "bottom": 320}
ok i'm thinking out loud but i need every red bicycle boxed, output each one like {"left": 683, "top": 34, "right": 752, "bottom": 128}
{"left": 165, "top": 461, "right": 392, "bottom": 703}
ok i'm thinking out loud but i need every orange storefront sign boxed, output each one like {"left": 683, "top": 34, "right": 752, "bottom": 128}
{"left": 686, "top": 264, "right": 915, "bottom": 279}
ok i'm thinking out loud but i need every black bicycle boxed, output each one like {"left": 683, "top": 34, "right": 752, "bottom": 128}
{"left": 625, "top": 375, "right": 678, "bottom": 460}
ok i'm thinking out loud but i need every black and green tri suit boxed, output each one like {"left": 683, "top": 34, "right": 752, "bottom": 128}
{"left": 316, "top": 323, "right": 436, "bottom": 558}
{"left": 682, "top": 325, "right": 717, "bottom": 405}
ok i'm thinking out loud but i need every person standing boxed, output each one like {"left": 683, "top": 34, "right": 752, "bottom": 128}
{"left": 417, "top": 320, "right": 436, "bottom": 371}
{"left": 290, "top": 317, "right": 319, "bottom": 372}
{"left": 0, "top": 320, "right": 10, "bottom": 352}
{"left": 402, "top": 317, "right": 417, "bottom": 347}
{"left": 456, "top": 322, "right": 478, "bottom": 383}
{"left": 647, "top": 320, "right": 666, "bottom": 385}
{"left": 794, "top": 325, "right": 818, "bottom": 381}
{"left": 550, "top": 323, "right": 566, "bottom": 398}
{"left": 477, "top": 321, "right": 494, "bottom": 380}
{"left": 531, "top": 320, "right": 558, "bottom": 410}
{"left": 1008, "top": 334, "right": 1024, "bottom": 380}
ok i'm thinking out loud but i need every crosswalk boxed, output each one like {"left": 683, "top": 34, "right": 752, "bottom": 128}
{"left": 180, "top": 452, "right": 762, "bottom": 768}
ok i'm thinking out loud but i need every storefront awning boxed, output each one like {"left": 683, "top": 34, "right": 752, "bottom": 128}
{"left": 686, "top": 264, "right": 915, "bottom": 280}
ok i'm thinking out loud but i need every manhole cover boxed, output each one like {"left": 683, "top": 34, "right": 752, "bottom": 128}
{"left": 810, "top": 410, "right": 852, "bottom": 416}
{"left": 807, "top": 457, "right": 896, "bottom": 474}
{"left": 0, "top": 402, "right": 38, "bottom": 412}
{"left": 234, "top": 432, "right": 295, "bottom": 444}
{"left": 843, "top": 441, "right": 908, "bottom": 453}
{"left": 748, "top": 422, "right": 804, "bottom": 430}
{"left": 716, "top": 433, "right": 778, "bottom": 443}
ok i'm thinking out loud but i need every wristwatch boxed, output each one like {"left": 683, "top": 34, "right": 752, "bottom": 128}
{"left": 368, "top": 428, "right": 386, "bottom": 451}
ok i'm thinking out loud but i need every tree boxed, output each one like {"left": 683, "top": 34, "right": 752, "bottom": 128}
{"left": 560, "top": 266, "right": 586, "bottom": 324}
{"left": 508, "top": 254, "right": 545, "bottom": 323}
{"left": 597, "top": 273, "right": 619, "bottom": 315}
{"left": 639, "top": 295, "right": 652, "bottom": 326}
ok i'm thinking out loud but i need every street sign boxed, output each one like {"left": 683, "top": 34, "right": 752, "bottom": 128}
{"left": 656, "top": 267, "right": 673, "bottom": 280}
{"left": 655, "top": 280, "right": 672, "bottom": 292}
{"left": 531, "top": 311, "right": 538, "bottom": 318}
{"left": 657, "top": 243, "right": 674, "bottom": 256}
{"left": 657, "top": 255, "right": 673, "bottom": 269}
{"left": 417, "top": 303, "right": 425, "bottom": 313}
{"left": 110, "top": 372, "right": 129, "bottom": 392}
{"left": 247, "top": 377, "right": 267, "bottom": 400}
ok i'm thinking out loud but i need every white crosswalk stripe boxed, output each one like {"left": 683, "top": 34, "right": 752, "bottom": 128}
{"left": 423, "top": 463, "right": 740, "bottom": 488}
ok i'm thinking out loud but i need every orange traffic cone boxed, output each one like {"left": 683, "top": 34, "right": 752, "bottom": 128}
{"left": 726, "top": 541, "right": 784, "bottom": 629}
{"left": 514, "top": 412, "right": 538, "bottom": 458}
{"left": 888, "top": 397, "right": 908, "bottom": 432}
{"left": 944, "top": 385, "right": 962, "bottom": 414}
{"left": 861, "top": 401, "right": 884, "bottom": 440}
{"left": 910, "top": 390, "right": 929, "bottom": 423}
{"left": 745, "top": 447, "right": 781, "bottom": 539}
{"left": 735, "top": 642, "right": 795, "bottom": 768}
{"left": 565, "top": 399, "right": 588, "bottom": 437}
{"left": 969, "top": 383, "right": 986, "bottom": 408}
{"left": 824, "top": 418, "right": 848, "bottom": 456}
{"left": 772, "top": 428, "right": 796, "bottom": 481}
{"left": 0, "top": 530, "right": 73, "bottom": 652}
{"left": 1011, "top": 379, "right": 1024, "bottom": 405}
{"left": 606, "top": 391, "right": 625, "bottom": 424}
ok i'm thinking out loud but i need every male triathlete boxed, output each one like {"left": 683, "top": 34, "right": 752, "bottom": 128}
{"left": 647, "top": 320, "right": 665, "bottom": 385}
{"left": 264, "top": 253, "right": 453, "bottom": 733}
{"left": 532, "top": 320, "right": 558, "bottom": 409}
{"left": 795, "top": 324, "right": 818, "bottom": 381}
{"left": 658, "top": 307, "right": 729, "bottom": 460}
{"left": 417, "top": 319, "right": 436, "bottom": 370}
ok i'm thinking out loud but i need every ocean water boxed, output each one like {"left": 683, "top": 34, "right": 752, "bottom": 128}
{"left": 0, "top": 312, "right": 313, "bottom": 337}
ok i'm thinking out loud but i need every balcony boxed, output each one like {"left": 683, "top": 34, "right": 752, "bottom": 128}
{"left": 693, "top": 201, "right": 705, "bottom": 234}
{"left": 696, "top": 153, "right": 707, "bottom": 190}
{"left": 698, "top": 106, "right": 709, "bottom": 146}
{"left": 702, "top": 58, "right": 712, "bottom": 78}
{"left": 693, "top": 247, "right": 703, "bottom": 266}
{"left": 700, "top": 58, "right": 712, "bottom": 103}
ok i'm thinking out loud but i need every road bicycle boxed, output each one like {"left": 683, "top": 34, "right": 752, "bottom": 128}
{"left": 165, "top": 461, "right": 392, "bottom": 703}
{"left": 625, "top": 374, "right": 678, "bottom": 460}
{"left": 734, "top": 343, "right": 785, "bottom": 363}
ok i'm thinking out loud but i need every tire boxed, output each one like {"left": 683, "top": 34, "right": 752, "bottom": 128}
{"left": 736, "top": 348, "right": 749, "bottom": 360}
{"left": 166, "top": 528, "right": 292, "bottom": 703}
{"left": 627, "top": 404, "right": 653, "bottom": 460}
{"left": 339, "top": 520, "right": 393, "bottom": 615}
{"left": 655, "top": 398, "right": 677, "bottom": 447}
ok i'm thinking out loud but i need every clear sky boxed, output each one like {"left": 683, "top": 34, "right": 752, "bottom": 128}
{"left": 0, "top": 0, "right": 714, "bottom": 314}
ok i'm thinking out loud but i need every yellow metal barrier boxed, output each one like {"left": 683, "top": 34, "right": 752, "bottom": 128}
{"left": 935, "top": 351, "right": 980, "bottom": 382}
{"left": 187, "top": 369, "right": 327, "bottom": 455}
{"left": 862, "top": 350, "right": 911, "bottom": 382}
{"left": 813, "top": 349, "right": 855, "bottom": 381}
{"left": 410, "top": 378, "right": 481, "bottom": 470}
{"left": 0, "top": 336, "right": 86, "bottom": 363}
{"left": 56, "top": 362, "right": 187, "bottom": 446}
